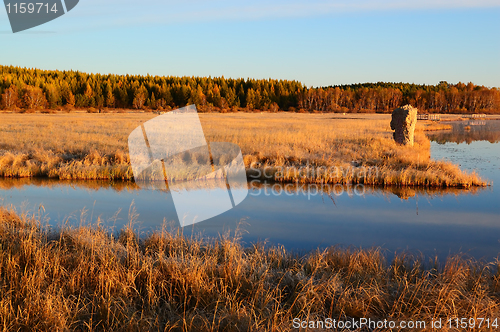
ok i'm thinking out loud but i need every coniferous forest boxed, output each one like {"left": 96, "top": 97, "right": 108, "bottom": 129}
{"left": 1, "top": 65, "right": 499, "bottom": 113}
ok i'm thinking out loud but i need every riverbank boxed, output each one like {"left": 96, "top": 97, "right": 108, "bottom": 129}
{"left": 0, "top": 206, "right": 498, "bottom": 331}
{"left": 0, "top": 112, "right": 487, "bottom": 187}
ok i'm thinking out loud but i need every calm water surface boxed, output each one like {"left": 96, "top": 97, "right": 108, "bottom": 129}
{"left": 1, "top": 120, "right": 499, "bottom": 261}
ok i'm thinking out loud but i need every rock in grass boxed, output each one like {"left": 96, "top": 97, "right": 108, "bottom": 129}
{"left": 391, "top": 105, "right": 418, "bottom": 146}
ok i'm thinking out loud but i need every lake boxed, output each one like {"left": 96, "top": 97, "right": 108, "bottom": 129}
{"left": 1, "top": 120, "right": 499, "bottom": 261}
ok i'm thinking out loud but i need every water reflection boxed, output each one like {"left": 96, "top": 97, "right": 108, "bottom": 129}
{"left": 249, "top": 180, "right": 485, "bottom": 200}
{"left": 0, "top": 176, "right": 496, "bottom": 262}
{"left": 0, "top": 177, "right": 486, "bottom": 201}
{"left": 427, "top": 120, "right": 500, "bottom": 144}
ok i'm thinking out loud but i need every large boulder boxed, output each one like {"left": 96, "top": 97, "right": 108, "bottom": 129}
{"left": 390, "top": 105, "right": 418, "bottom": 146}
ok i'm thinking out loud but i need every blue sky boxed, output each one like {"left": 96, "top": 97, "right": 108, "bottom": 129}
{"left": 1, "top": 0, "right": 499, "bottom": 87}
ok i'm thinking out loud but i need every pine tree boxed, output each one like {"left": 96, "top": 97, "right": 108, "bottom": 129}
{"left": 132, "top": 85, "right": 148, "bottom": 109}
{"left": 66, "top": 91, "right": 76, "bottom": 107}
{"left": 45, "top": 84, "right": 60, "bottom": 109}
{"left": 106, "top": 84, "right": 115, "bottom": 108}
{"left": 150, "top": 92, "right": 156, "bottom": 109}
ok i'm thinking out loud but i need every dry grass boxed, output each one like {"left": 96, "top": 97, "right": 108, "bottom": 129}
{"left": 0, "top": 206, "right": 499, "bottom": 331}
{"left": 0, "top": 112, "right": 486, "bottom": 187}
{"left": 201, "top": 113, "right": 485, "bottom": 187}
{"left": 415, "top": 120, "right": 453, "bottom": 132}
{"left": 0, "top": 113, "right": 141, "bottom": 180}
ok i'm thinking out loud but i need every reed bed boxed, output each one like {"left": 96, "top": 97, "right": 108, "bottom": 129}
{"left": 0, "top": 206, "right": 499, "bottom": 331}
{"left": 0, "top": 112, "right": 486, "bottom": 187}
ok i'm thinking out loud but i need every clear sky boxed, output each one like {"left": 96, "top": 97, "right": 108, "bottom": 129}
{"left": 1, "top": 0, "right": 499, "bottom": 87}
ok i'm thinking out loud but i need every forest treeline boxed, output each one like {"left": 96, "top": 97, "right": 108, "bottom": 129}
{"left": 1, "top": 65, "right": 499, "bottom": 113}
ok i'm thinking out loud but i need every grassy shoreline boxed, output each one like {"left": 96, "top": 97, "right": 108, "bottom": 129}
{"left": 0, "top": 207, "right": 499, "bottom": 331}
{"left": 0, "top": 112, "right": 487, "bottom": 187}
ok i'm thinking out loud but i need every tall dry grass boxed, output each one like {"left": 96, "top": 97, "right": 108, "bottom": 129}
{"left": 201, "top": 113, "right": 485, "bottom": 187}
{"left": 0, "top": 112, "right": 486, "bottom": 187}
{"left": 0, "top": 206, "right": 499, "bottom": 331}
{"left": 0, "top": 113, "right": 142, "bottom": 180}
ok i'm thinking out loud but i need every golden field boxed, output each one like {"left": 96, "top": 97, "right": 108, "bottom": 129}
{"left": 0, "top": 111, "right": 486, "bottom": 187}
{"left": 1, "top": 207, "right": 499, "bottom": 331}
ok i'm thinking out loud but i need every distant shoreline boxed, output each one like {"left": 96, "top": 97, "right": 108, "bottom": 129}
{"left": 3, "top": 108, "right": 500, "bottom": 120}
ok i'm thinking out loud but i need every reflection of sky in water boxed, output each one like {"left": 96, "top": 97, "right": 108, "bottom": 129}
{"left": 1, "top": 122, "right": 499, "bottom": 261}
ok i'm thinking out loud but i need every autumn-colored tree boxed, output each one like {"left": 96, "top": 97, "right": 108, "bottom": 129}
{"left": 207, "top": 84, "right": 222, "bottom": 108}
{"left": 246, "top": 88, "right": 256, "bottom": 110}
{"left": 66, "top": 91, "right": 76, "bottom": 106}
{"left": 61, "top": 84, "right": 75, "bottom": 106}
{"left": 149, "top": 92, "right": 156, "bottom": 109}
{"left": 446, "top": 87, "right": 460, "bottom": 112}
{"left": 132, "top": 85, "right": 147, "bottom": 109}
{"left": 156, "top": 98, "right": 167, "bottom": 110}
{"left": 269, "top": 102, "right": 279, "bottom": 113}
{"left": 23, "top": 86, "right": 47, "bottom": 110}
{"left": 105, "top": 84, "right": 115, "bottom": 108}
{"left": 84, "top": 83, "right": 93, "bottom": 99}
{"left": 1, "top": 86, "right": 18, "bottom": 110}
{"left": 45, "top": 84, "right": 61, "bottom": 109}
{"left": 189, "top": 85, "right": 206, "bottom": 106}
{"left": 115, "top": 84, "right": 129, "bottom": 108}
{"left": 94, "top": 84, "right": 104, "bottom": 108}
